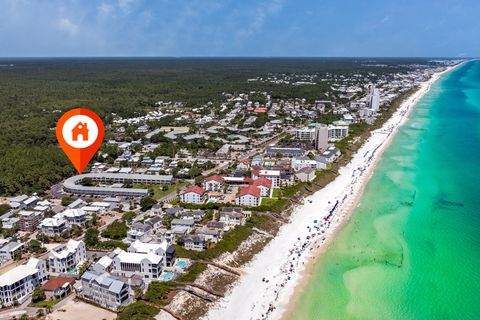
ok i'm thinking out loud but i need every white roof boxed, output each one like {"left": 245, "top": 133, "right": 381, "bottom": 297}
{"left": 90, "top": 202, "right": 111, "bottom": 208}
{"left": 50, "top": 240, "right": 84, "bottom": 259}
{"left": 81, "top": 206, "right": 102, "bottom": 212}
{"left": 0, "top": 258, "right": 41, "bottom": 286}
{"left": 129, "top": 240, "right": 167, "bottom": 255}
{"left": 59, "top": 208, "right": 86, "bottom": 218}
{"left": 259, "top": 170, "right": 281, "bottom": 176}
{"left": 96, "top": 255, "right": 113, "bottom": 268}
{"left": 40, "top": 217, "right": 66, "bottom": 228}
{"left": 115, "top": 250, "right": 162, "bottom": 265}
{"left": 18, "top": 210, "right": 41, "bottom": 217}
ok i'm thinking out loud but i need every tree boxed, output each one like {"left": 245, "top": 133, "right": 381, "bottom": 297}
{"left": 80, "top": 177, "right": 94, "bottom": 186}
{"left": 90, "top": 213, "right": 99, "bottom": 227}
{"left": 84, "top": 228, "right": 99, "bottom": 247}
{"left": 78, "top": 261, "right": 90, "bottom": 276}
{"left": 140, "top": 196, "right": 156, "bottom": 211}
{"left": 0, "top": 204, "right": 11, "bottom": 216}
{"left": 123, "top": 179, "right": 133, "bottom": 188}
{"left": 32, "top": 287, "right": 45, "bottom": 303}
{"left": 36, "top": 233, "right": 49, "bottom": 244}
{"left": 27, "top": 239, "right": 45, "bottom": 254}
{"left": 61, "top": 196, "right": 75, "bottom": 206}
{"left": 101, "top": 221, "right": 128, "bottom": 240}
{"left": 121, "top": 211, "right": 136, "bottom": 222}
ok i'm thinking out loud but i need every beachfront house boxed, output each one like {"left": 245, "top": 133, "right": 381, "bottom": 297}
{"left": 80, "top": 270, "right": 131, "bottom": 311}
{"left": 0, "top": 258, "right": 48, "bottom": 306}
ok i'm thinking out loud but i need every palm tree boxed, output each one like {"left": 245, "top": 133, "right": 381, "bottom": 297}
{"left": 36, "top": 308, "right": 45, "bottom": 317}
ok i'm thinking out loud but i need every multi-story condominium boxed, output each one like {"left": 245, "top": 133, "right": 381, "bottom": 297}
{"left": 48, "top": 240, "right": 86, "bottom": 274}
{"left": 180, "top": 186, "right": 206, "bottom": 204}
{"left": 265, "top": 146, "right": 304, "bottom": 158}
{"left": 0, "top": 258, "right": 47, "bottom": 306}
{"left": 111, "top": 249, "right": 163, "bottom": 280}
{"left": 314, "top": 124, "right": 329, "bottom": 151}
{"left": 18, "top": 211, "right": 42, "bottom": 232}
{"left": 235, "top": 186, "right": 261, "bottom": 207}
{"left": 252, "top": 169, "right": 281, "bottom": 188}
{"left": 39, "top": 217, "right": 69, "bottom": 237}
{"left": 367, "top": 85, "right": 380, "bottom": 112}
{"left": 80, "top": 270, "right": 131, "bottom": 311}
{"left": 252, "top": 178, "right": 273, "bottom": 197}
{"left": 295, "top": 127, "right": 316, "bottom": 141}
{"left": 291, "top": 157, "right": 319, "bottom": 172}
{"left": 202, "top": 175, "right": 225, "bottom": 191}
{"left": 327, "top": 124, "right": 349, "bottom": 140}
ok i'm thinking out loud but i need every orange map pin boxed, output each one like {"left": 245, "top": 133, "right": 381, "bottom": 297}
{"left": 56, "top": 108, "right": 105, "bottom": 174}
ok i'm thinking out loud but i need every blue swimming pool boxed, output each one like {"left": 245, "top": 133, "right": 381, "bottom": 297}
{"left": 161, "top": 272, "right": 174, "bottom": 281}
{"left": 176, "top": 260, "right": 187, "bottom": 268}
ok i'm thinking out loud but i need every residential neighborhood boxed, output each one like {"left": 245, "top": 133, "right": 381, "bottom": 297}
{"left": 0, "top": 59, "right": 459, "bottom": 320}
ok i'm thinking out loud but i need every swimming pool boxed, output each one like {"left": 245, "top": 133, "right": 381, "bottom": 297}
{"left": 176, "top": 260, "right": 187, "bottom": 268}
{"left": 161, "top": 272, "right": 174, "bottom": 281}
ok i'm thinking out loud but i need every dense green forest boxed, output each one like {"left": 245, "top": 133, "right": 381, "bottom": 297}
{"left": 0, "top": 57, "right": 432, "bottom": 196}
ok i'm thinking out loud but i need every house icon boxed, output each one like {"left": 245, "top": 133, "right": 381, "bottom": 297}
{"left": 72, "top": 122, "right": 89, "bottom": 141}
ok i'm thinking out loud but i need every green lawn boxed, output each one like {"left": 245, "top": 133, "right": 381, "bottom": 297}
{"left": 31, "top": 299, "right": 62, "bottom": 308}
{"left": 272, "top": 188, "right": 282, "bottom": 198}
{"left": 133, "top": 182, "right": 187, "bottom": 200}
{"left": 253, "top": 197, "right": 288, "bottom": 213}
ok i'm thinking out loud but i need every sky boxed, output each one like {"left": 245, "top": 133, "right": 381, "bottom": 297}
{"left": 0, "top": 0, "right": 479, "bottom": 57}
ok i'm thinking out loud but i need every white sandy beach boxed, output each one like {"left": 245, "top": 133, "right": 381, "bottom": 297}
{"left": 204, "top": 64, "right": 458, "bottom": 320}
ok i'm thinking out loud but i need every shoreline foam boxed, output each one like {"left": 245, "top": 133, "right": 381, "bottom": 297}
{"left": 203, "top": 64, "right": 460, "bottom": 320}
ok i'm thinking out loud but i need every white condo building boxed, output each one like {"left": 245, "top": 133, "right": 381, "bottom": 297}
{"left": 295, "top": 127, "right": 316, "bottom": 141}
{"left": 368, "top": 85, "right": 380, "bottom": 112}
{"left": 291, "top": 157, "right": 319, "bottom": 171}
{"left": 314, "top": 124, "right": 329, "bottom": 151}
{"left": 48, "top": 240, "right": 86, "bottom": 274}
{"left": 0, "top": 258, "right": 47, "bottom": 306}
{"left": 252, "top": 169, "right": 281, "bottom": 188}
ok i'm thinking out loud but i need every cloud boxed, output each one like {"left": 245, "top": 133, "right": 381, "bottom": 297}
{"left": 57, "top": 17, "right": 79, "bottom": 36}
{"left": 235, "top": 0, "right": 286, "bottom": 43}
{"left": 117, "top": 0, "right": 137, "bottom": 14}
{"left": 98, "top": 2, "right": 115, "bottom": 16}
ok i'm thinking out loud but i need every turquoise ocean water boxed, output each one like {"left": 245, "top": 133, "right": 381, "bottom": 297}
{"left": 290, "top": 61, "right": 480, "bottom": 320}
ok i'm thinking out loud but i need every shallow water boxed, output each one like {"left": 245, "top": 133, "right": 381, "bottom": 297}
{"left": 290, "top": 61, "right": 480, "bottom": 320}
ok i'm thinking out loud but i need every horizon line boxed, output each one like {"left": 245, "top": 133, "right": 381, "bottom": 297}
{"left": 0, "top": 56, "right": 475, "bottom": 60}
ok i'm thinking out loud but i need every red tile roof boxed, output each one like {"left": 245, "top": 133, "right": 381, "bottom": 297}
{"left": 254, "top": 108, "right": 267, "bottom": 113}
{"left": 204, "top": 175, "right": 224, "bottom": 183}
{"left": 253, "top": 178, "right": 272, "bottom": 188}
{"left": 182, "top": 185, "right": 205, "bottom": 195}
{"left": 238, "top": 186, "right": 261, "bottom": 198}
{"left": 41, "top": 277, "right": 75, "bottom": 291}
